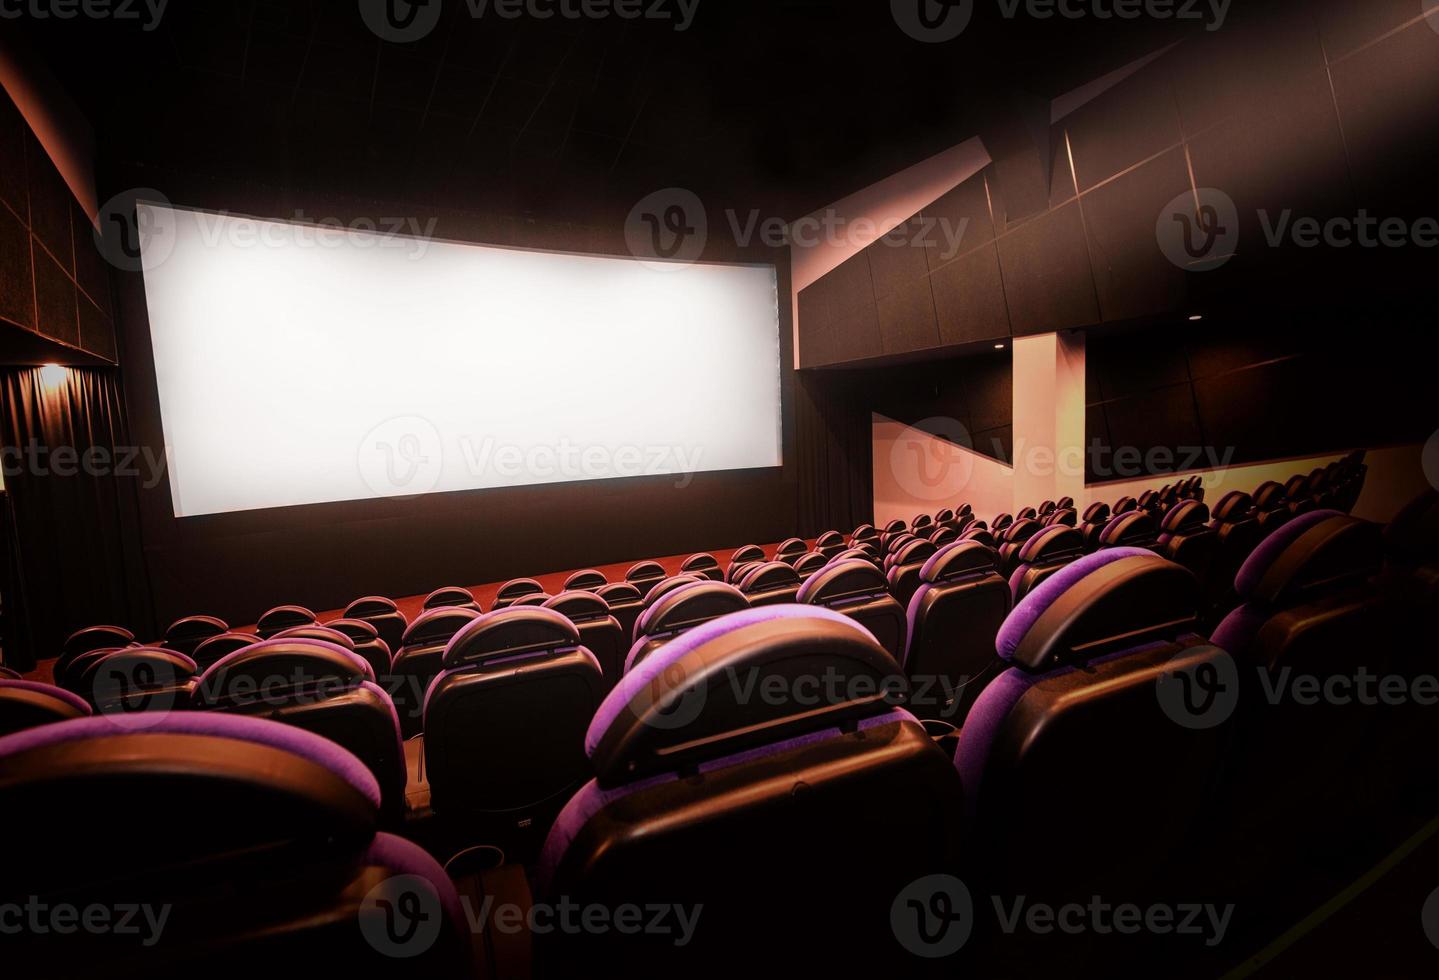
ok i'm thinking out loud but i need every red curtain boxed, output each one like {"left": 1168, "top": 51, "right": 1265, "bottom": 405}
{"left": 0, "top": 367, "right": 154, "bottom": 671}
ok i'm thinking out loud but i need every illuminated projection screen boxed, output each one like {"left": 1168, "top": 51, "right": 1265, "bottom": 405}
{"left": 137, "top": 204, "right": 783, "bottom": 518}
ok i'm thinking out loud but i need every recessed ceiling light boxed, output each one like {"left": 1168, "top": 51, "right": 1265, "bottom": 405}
{"left": 994, "top": 343, "right": 1006, "bottom": 350}
{"left": 1188, "top": 314, "right": 1204, "bottom": 321}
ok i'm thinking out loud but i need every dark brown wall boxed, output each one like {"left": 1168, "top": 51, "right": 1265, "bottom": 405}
{"left": 0, "top": 88, "right": 116, "bottom": 362}
{"left": 797, "top": 0, "right": 1439, "bottom": 367}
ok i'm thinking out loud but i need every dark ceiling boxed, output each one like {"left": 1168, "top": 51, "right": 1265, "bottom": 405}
{"left": 19, "top": 0, "right": 1217, "bottom": 224}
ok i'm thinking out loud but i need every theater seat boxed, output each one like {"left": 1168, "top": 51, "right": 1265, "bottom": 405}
{"left": 193, "top": 639, "right": 407, "bottom": 820}
{"left": 54, "top": 625, "right": 135, "bottom": 693}
{"left": 0, "top": 714, "right": 469, "bottom": 977}
{"left": 1080, "top": 502, "right": 1111, "bottom": 552}
{"left": 911, "top": 513, "right": 934, "bottom": 534}
{"left": 996, "top": 517, "right": 1042, "bottom": 577}
{"left": 0, "top": 667, "right": 18, "bottom": 679}
{"left": 1113, "top": 495, "right": 1138, "bottom": 515}
{"left": 1043, "top": 506, "right": 1077, "bottom": 528}
{"left": 596, "top": 582, "right": 645, "bottom": 647}
{"left": 514, "top": 592, "right": 553, "bottom": 607}
{"left": 850, "top": 524, "right": 879, "bottom": 548}
{"left": 929, "top": 525, "right": 961, "bottom": 547}
{"left": 390, "top": 607, "right": 483, "bottom": 738}
{"left": 793, "top": 551, "right": 829, "bottom": 576}
{"left": 730, "top": 544, "right": 765, "bottom": 566}
{"left": 991, "top": 512, "right": 1013, "bottom": 534}
{"left": 545, "top": 591, "right": 625, "bottom": 685}
{"left": 625, "top": 560, "right": 667, "bottom": 596}
{"left": 343, "top": 596, "right": 408, "bottom": 654}
{"left": 564, "top": 569, "right": 608, "bottom": 592}
{"left": 933, "top": 508, "right": 955, "bottom": 527}
{"left": 0, "top": 679, "right": 91, "bottom": 737}
{"left": 256, "top": 605, "right": 317, "bottom": 639}
{"left": 626, "top": 581, "right": 750, "bottom": 672}
{"left": 961, "top": 526, "right": 998, "bottom": 549}
{"left": 904, "top": 541, "right": 1011, "bottom": 722}
{"left": 1253, "top": 481, "right": 1293, "bottom": 536}
{"left": 774, "top": 538, "right": 808, "bottom": 564}
{"left": 1137, "top": 489, "right": 1161, "bottom": 516}
{"left": 816, "top": 531, "right": 847, "bottom": 559}
{"left": 163, "top": 615, "right": 229, "bottom": 657}
{"left": 1097, "top": 509, "right": 1161, "bottom": 550}
{"left": 1056, "top": 496, "right": 1075, "bottom": 510}
{"left": 797, "top": 558, "right": 906, "bottom": 661}
{"left": 325, "top": 618, "right": 395, "bottom": 680}
{"left": 493, "top": 578, "right": 545, "bottom": 610}
{"left": 641, "top": 574, "right": 705, "bottom": 615}
{"left": 192, "top": 632, "right": 260, "bottom": 673}
{"left": 535, "top": 606, "right": 962, "bottom": 975}
{"left": 830, "top": 546, "right": 881, "bottom": 568}
{"left": 423, "top": 587, "right": 480, "bottom": 612}
{"left": 1209, "top": 511, "right": 1392, "bottom": 869}
{"left": 424, "top": 607, "right": 605, "bottom": 832}
{"left": 72, "top": 647, "right": 197, "bottom": 715}
{"left": 882, "top": 519, "right": 907, "bottom": 534}
{"left": 1157, "top": 499, "right": 1218, "bottom": 584}
{"left": 954, "top": 549, "right": 1231, "bottom": 919}
{"left": 1008, "top": 524, "right": 1086, "bottom": 603}
{"left": 886, "top": 537, "right": 938, "bottom": 608}
{"left": 680, "top": 553, "right": 724, "bottom": 581}
{"left": 1037, "top": 500, "right": 1055, "bottom": 517}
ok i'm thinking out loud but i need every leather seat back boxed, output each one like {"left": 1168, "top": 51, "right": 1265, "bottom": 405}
{"left": 797, "top": 558, "right": 906, "bottom": 661}
{"left": 626, "top": 582, "right": 751, "bottom": 673}
{"left": 390, "top": 607, "right": 483, "bottom": 737}
{"left": 545, "top": 591, "right": 626, "bottom": 687}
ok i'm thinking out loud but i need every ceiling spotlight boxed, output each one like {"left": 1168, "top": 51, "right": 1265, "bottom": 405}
{"left": 40, "top": 363, "right": 66, "bottom": 391}
{"left": 1188, "top": 314, "right": 1204, "bottom": 321}
{"left": 994, "top": 343, "right": 1006, "bottom": 350}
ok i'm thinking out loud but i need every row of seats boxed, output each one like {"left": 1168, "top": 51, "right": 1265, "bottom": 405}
{"left": 2, "top": 478, "right": 1413, "bottom": 976}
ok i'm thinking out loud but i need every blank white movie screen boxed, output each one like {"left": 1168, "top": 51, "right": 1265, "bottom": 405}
{"left": 138, "top": 203, "right": 783, "bottom": 518}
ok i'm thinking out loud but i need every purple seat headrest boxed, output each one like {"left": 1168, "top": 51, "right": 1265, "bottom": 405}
{"left": 933, "top": 510, "right": 955, "bottom": 525}
{"left": 400, "top": 606, "right": 483, "bottom": 648}
{"left": 1113, "top": 496, "right": 1137, "bottom": 515}
{"left": 0, "top": 679, "right": 93, "bottom": 721}
{"left": 961, "top": 527, "right": 998, "bottom": 548}
{"left": 1283, "top": 474, "right": 1309, "bottom": 497}
{"left": 596, "top": 582, "right": 644, "bottom": 605}
{"left": 193, "top": 632, "right": 259, "bottom": 666}
{"left": 930, "top": 526, "right": 960, "bottom": 546}
{"left": 1002, "top": 518, "right": 1042, "bottom": 545}
{"left": 911, "top": 514, "right": 934, "bottom": 528}
{"left": 644, "top": 575, "right": 705, "bottom": 607}
{"left": 776, "top": 538, "right": 808, "bottom": 557}
{"left": 793, "top": 552, "right": 829, "bottom": 576}
{"left": 731, "top": 545, "right": 765, "bottom": 565}
{"left": 273, "top": 625, "right": 357, "bottom": 649}
{"left": 882, "top": 520, "right": 907, "bottom": 534}
{"left": 1016, "top": 524, "right": 1085, "bottom": 564}
{"left": 165, "top": 615, "right": 229, "bottom": 646}
{"left": 1161, "top": 499, "right": 1212, "bottom": 534}
{"left": 1057, "top": 496, "right": 1075, "bottom": 509}
{"left": 920, "top": 540, "right": 999, "bottom": 584}
{"left": 62, "top": 625, "right": 135, "bottom": 659}
{"left": 1082, "top": 502, "right": 1111, "bottom": 525}
{"left": 444, "top": 606, "right": 582, "bottom": 669}
{"left": 816, "top": 530, "right": 845, "bottom": 547}
{"left": 892, "top": 538, "right": 938, "bottom": 568}
{"left": 1099, "top": 510, "right": 1159, "bottom": 547}
{"left": 345, "top": 595, "right": 399, "bottom": 618}
{"left": 587, "top": 605, "right": 897, "bottom": 787}
{"left": 884, "top": 532, "right": 919, "bottom": 556}
{"left": 996, "top": 549, "right": 1198, "bottom": 670}
{"left": 1016, "top": 507, "right": 1038, "bottom": 521}
{"left": 626, "top": 561, "right": 667, "bottom": 582}
{"left": 829, "top": 547, "right": 879, "bottom": 568}
{"left": 495, "top": 578, "right": 545, "bottom": 603}
{"left": 513, "top": 593, "right": 553, "bottom": 607}
{"left": 0, "top": 667, "right": 20, "bottom": 681}
{"left": 325, "top": 618, "right": 381, "bottom": 643}
{"left": 544, "top": 590, "right": 614, "bottom": 625}
{"left": 798, "top": 558, "right": 890, "bottom": 605}
{"left": 196, "top": 639, "right": 374, "bottom": 707}
{"left": 956, "top": 503, "right": 973, "bottom": 517}
{"left": 636, "top": 581, "right": 751, "bottom": 639}
{"left": 1233, "top": 510, "right": 1377, "bottom": 603}
{"left": 424, "top": 587, "right": 478, "bottom": 610}
{"left": 1253, "top": 481, "right": 1287, "bottom": 511}
{"left": 564, "top": 570, "right": 608, "bottom": 592}
{"left": 1212, "top": 491, "right": 1254, "bottom": 522}
{"left": 680, "top": 553, "right": 720, "bottom": 574}
{"left": 1044, "top": 507, "right": 1078, "bottom": 527}
{"left": 257, "top": 605, "right": 317, "bottom": 630}
{"left": 851, "top": 525, "right": 879, "bottom": 543}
